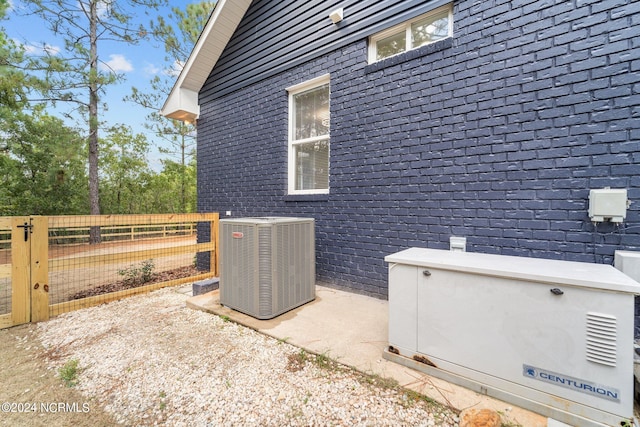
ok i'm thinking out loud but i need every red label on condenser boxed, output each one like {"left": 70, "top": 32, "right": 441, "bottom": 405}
{"left": 232, "top": 232, "right": 244, "bottom": 239}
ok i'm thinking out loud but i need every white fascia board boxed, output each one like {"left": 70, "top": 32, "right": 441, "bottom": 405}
{"left": 161, "top": 0, "right": 253, "bottom": 122}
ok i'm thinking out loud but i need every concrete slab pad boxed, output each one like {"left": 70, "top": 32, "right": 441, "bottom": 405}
{"left": 186, "top": 285, "right": 547, "bottom": 426}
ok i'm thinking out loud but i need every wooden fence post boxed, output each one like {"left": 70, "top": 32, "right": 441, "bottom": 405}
{"left": 30, "top": 216, "right": 49, "bottom": 322}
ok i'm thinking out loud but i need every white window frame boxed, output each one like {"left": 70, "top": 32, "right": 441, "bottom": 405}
{"left": 368, "top": 4, "right": 453, "bottom": 63}
{"left": 286, "top": 74, "right": 330, "bottom": 195}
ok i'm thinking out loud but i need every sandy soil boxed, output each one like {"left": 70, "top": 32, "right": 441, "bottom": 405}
{"left": 0, "top": 324, "right": 116, "bottom": 427}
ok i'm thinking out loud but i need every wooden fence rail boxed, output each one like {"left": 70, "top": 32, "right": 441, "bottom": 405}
{"left": 1, "top": 220, "right": 197, "bottom": 248}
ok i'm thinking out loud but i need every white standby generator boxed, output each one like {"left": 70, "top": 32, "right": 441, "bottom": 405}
{"left": 219, "top": 217, "right": 315, "bottom": 320}
{"left": 384, "top": 248, "right": 640, "bottom": 427}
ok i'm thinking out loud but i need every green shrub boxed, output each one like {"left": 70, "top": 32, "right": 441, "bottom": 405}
{"left": 59, "top": 359, "right": 79, "bottom": 387}
{"left": 118, "top": 259, "right": 155, "bottom": 285}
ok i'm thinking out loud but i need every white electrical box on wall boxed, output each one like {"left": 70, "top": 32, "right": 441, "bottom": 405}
{"left": 589, "top": 189, "right": 627, "bottom": 223}
{"left": 449, "top": 236, "right": 466, "bottom": 252}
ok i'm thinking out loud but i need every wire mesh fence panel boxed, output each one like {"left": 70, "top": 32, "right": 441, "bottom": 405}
{"left": 0, "top": 218, "right": 11, "bottom": 317}
{"left": 47, "top": 214, "right": 218, "bottom": 317}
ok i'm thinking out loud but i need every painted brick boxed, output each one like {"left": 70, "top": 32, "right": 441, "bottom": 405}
{"left": 197, "top": 0, "right": 640, "bottom": 299}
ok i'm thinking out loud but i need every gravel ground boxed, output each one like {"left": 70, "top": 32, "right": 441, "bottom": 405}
{"left": 36, "top": 287, "right": 459, "bottom": 426}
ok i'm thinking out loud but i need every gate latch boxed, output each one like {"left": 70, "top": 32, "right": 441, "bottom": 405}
{"left": 17, "top": 222, "right": 33, "bottom": 241}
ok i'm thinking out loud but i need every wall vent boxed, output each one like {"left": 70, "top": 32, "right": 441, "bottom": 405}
{"left": 586, "top": 312, "right": 617, "bottom": 367}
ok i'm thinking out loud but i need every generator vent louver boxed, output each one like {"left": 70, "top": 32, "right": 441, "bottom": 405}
{"left": 219, "top": 217, "right": 315, "bottom": 320}
{"left": 586, "top": 312, "right": 617, "bottom": 367}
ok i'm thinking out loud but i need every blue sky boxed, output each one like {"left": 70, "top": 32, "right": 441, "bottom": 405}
{"left": 4, "top": 0, "right": 197, "bottom": 170}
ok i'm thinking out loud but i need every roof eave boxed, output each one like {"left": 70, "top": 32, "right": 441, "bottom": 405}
{"left": 161, "top": 87, "right": 200, "bottom": 123}
{"left": 161, "top": 0, "right": 253, "bottom": 122}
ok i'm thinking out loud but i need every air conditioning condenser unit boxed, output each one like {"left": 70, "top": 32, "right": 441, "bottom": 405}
{"left": 219, "top": 217, "right": 315, "bottom": 319}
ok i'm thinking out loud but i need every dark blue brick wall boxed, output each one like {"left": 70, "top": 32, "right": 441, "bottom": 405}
{"left": 198, "top": 0, "right": 640, "bottom": 298}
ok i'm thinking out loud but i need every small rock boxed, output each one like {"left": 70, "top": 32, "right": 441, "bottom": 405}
{"left": 459, "top": 408, "right": 501, "bottom": 427}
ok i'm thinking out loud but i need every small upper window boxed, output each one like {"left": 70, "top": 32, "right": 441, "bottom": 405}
{"left": 369, "top": 4, "right": 453, "bottom": 63}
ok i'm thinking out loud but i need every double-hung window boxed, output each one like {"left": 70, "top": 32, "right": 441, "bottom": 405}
{"left": 369, "top": 4, "right": 453, "bottom": 63}
{"left": 287, "top": 74, "right": 330, "bottom": 194}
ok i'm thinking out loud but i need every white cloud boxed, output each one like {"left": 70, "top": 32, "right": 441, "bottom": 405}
{"left": 42, "top": 44, "right": 60, "bottom": 55}
{"left": 164, "top": 59, "right": 184, "bottom": 77}
{"left": 18, "top": 41, "right": 37, "bottom": 54}
{"left": 143, "top": 62, "right": 160, "bottom": 76}
{"left": 96, "top": 0, "right": 112, "bottom": 19}
{"left": 100, "top": 54, "right": 134, "bottom": 73}
{"left": 18, "top": 40, "right": 61, "bottom": 56}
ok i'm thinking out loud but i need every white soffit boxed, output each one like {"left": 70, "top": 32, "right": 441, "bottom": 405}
{"left": 161, "top": 0, "right": 253, "bottom": 122}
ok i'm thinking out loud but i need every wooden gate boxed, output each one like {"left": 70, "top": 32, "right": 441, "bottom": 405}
{"left": 0, "top": 214, "right": 219, "bottom": 330}
{"left": 0, "top": 216, "right": 49, "bottom": 329}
